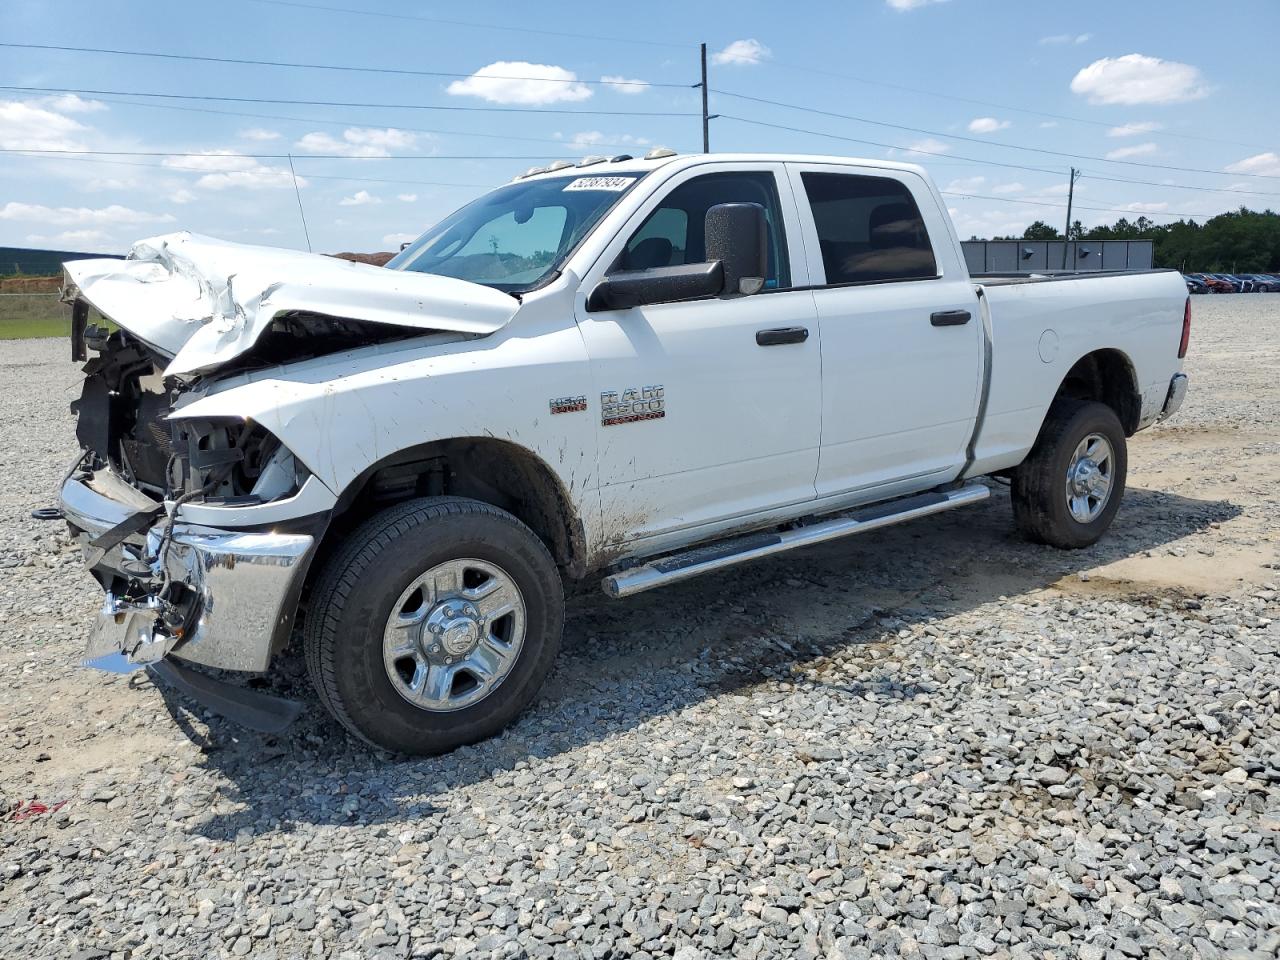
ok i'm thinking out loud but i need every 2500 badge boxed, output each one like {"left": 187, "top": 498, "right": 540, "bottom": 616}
{"left": 601, "top": 385, "right": 664, "bottom": 426}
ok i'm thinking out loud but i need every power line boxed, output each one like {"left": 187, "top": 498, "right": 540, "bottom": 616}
{"left": 2, "top": 149, "right": 495, "bottom": 187}
{"left": 713, "top": 89, "right": 1280, "bottom": 180}
{"left": 0, "top": 41, "right": 690, "bottom": 89}
{"left": 0, "top": 147, "right": 578, "bottom": 160}
{"left": 717, "top": 115, "right": 1280, "bottom": 199}
{"left": 762, "top": 60, "right": 1266, "bottom": 151}
{"left": 941, "top": 191, "right": 1206, "bottom": 221}
{"left": 241, "top": 0, "right": 690, "bottom": 48}
{"left": 0, "top": 84, "right": 699, "bottom": 117}
{"left": 78, "top": 96, "right": 665, "bottom": 153}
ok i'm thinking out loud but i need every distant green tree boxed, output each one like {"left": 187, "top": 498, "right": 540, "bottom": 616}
{"left": 1021, "top": 220, "right": 1061, "bottom": 240}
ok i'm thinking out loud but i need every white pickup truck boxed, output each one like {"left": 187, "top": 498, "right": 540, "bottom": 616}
{"left": 57, "top": 150, "right": 1190, "bottom": 754}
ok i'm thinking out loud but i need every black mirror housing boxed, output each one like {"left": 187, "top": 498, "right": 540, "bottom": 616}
{"left": 705, "top": 202, "right": 768, "bottom": 296}
{"left": 587, "top": 261, "right": 724, "bottom": 311}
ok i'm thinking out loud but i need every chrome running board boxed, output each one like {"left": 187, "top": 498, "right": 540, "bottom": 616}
{"left": 601, "top": 483, "right": 990, "bottom": 599}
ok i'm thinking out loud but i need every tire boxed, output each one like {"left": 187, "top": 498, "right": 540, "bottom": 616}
{"left": 1011, "top": 399, "right": 1127, "bottom": 549}
{"left": 304, "top": 497, "right": 563, "bottom": 755}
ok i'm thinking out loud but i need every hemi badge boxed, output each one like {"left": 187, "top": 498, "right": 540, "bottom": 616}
{"left": 549, "top": 395, "right": 588, "bottom": 415}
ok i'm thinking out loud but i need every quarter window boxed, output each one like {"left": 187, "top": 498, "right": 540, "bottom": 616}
{"left": 620, "top": 172, "right": 791, "bottom": 288}
{"left": 800, "top": 173, "right": 937, "bottom": 284}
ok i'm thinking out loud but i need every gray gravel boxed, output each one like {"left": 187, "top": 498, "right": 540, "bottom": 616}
{"left": 2, "top": 295, "right": 1278, "bottom": 959}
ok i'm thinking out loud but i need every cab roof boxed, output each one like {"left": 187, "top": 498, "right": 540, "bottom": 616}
{"left": 511, "top": 151, "right": 930, "bottom": 184}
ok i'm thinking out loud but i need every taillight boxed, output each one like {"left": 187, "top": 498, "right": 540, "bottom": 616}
{"left": 1178, "top": 296, "right": 1191, "bottom": 359}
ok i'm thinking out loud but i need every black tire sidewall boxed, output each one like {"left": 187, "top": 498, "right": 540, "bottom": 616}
{"left": 316, "top": 502, "right": 562, "bottom": 754}
{"left": 1038, "top": 403, "right": 1128, "bottom": 548}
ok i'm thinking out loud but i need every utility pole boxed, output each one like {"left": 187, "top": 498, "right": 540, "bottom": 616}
{"left": 700, "top": 43, "right": 710, "bottom": 153}
{"left": 1062, "top": 167, "right": 1080, "bottom": 269}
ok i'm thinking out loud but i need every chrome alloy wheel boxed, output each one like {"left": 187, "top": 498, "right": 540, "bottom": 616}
{"left": 1065, "top": 432, "right": 1115, "bottom": 523}
{"left": 382, "top": 558, "right": 526, "bottom": 712}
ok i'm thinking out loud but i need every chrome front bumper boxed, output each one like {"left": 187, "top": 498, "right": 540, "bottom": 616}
{"left": 1159, "top": 372, "right": 1189, "bottom": 422}
{"left": 61, "top": 469, "right": 315, "bottom": 673}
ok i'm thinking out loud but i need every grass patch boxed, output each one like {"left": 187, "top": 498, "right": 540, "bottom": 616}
{"left": 0, "top": 293, "right": 69, "bottom": 340}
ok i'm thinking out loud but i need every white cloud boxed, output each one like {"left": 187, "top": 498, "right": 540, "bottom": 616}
{"left": 82, "top": 177, "right": 140, "bottom": 192}
{"left": 1224, "top": 152, "right": 1280, "bottom": 177}
{"left": 295, "top": 127, "right": 417, "bottom": 158}
{"left": 39, "top": 94, "right": 108, "bottom": 114}
{"left": 891, "top": 137, "right": 950, "bottom": 159}
{"left": 447, "top": 61, "right": 591, "bottom": 105}
{"left": 1105, "top": 142, "right": 1158, "bottom": 160}
{"left": 1040, "top": 33, "right": 1091, "bottom": 45}
{"left": 1108, "top": 121, "right": 1162, "bottom": 138}
{"left": 0, "top": 98, "right": 91, "bottom": 151}
{"left": 1039, "top": 121, "right": 1059, "bottom": 129}
{"left": 1122, "top": 202, "right": 1169, "bottom": 213}
{"left": 943, "top": 175, "right": 986, "bottom": 193}
{"left": 397, "top": 193, "right": 418, "bottom": 202}
{"left": 238, "top": 127, "right": 281, "bottom": 141}
{"left": 711, "top": 39, "right": 771, "bottom": 66}
{"left": 600, "top": 75, "right": 649, "bottom": 95}
{"left": 991, "top": 182, "right": 1026, "bottom": 195}
{"left": 162, "top": 150, "right": 306, "bottom": 190}
{"left": 169, "top": 188, "right": 197, "bottom": 204}
{"left": 565, "top": 130, "right": 650, "bottom": 152}
{"left": 886, "top": 0, "right": 948, "bottom": 9}
{"left": 0, "top": 202, "right": 175, "bottom": 226}
{"left": 967, "top": 117, "right": 1011, "bottom": 134}
{"left": 1071, "top": 54, "right": 1207, "bottom": 105}
{"left": 383, "top": 232, "right": 416, "bottom": 248}
{"left": 339, "top": 190, "right": 381, "bottom": 206}
{"left": 26, "top": 229, "right": 114, "bottom": 247}
{"left": 161, "top": 150, "right": 259, "bottom": 173}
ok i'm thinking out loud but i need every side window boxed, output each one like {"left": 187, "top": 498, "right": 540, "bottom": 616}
{"left": 800, "top": 172, "right": 937, "bottom": 285}
{"left": 620, "top": 172, "right": 791, "bottom": 288}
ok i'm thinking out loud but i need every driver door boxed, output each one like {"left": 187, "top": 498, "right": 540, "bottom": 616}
{"left": 573, "top": 163, "right": 822, "bottom": 558}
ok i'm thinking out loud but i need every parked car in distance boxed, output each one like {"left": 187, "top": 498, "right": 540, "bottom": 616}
{"left": 1183, "top": 274, "right": 1208, "bottom": 294}
{"left": 1190, "top": 273, "right": 1234, "bottom": 293}
{"left": 1241, "top": 273, "right": 1279, "bottom": 292}
{"left": 1208, "top": 273, "right": 1246, "bottom": 292}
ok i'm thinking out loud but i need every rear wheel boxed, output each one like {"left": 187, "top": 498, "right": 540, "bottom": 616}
{"left": 304, "top": 497, "right": 563, "bottom": 755}
{"left": 1011, "top": 399, "right": 1127, "bottom": 549}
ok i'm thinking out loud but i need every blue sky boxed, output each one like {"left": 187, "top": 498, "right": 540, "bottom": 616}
{"left": 2, "top": 0, "right": 1278, "bottom": 254}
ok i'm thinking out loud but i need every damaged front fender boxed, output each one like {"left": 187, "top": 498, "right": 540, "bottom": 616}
{"left": 64, "top": 231, "right": 520, "bottom": 378}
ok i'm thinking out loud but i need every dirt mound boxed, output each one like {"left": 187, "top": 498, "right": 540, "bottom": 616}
{"left": 330, "top": 252, "right": 395, "bottom": 267}
{"left": 0, "top": 275, "right": 61, "bottom": 293}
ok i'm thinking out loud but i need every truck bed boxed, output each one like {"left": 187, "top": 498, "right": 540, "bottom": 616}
{"left": 973, "top": 268, "right": 1181, "bottom": 287}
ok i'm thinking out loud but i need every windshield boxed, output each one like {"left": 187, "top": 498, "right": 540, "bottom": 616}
{"left": 387, "top": 173, "right": 644, "bottom": 293}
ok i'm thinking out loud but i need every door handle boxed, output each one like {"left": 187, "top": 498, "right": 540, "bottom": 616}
{"left": 931, "top": 310, "right": 972, "bottom": 327}
{"left": 755, "top": 326, "right": 809, "bottom": 346}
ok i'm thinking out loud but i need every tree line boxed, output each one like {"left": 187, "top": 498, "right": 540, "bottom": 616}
{"left": 994, "top": 208, "right": 1280, "bottom": 273}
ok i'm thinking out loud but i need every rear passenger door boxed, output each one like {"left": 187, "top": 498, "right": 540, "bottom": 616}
{"left": 786, "top": 164, "right": 983, "bottom": 501}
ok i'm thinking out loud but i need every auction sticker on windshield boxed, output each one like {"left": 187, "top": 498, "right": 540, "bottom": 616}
{"left": 563, "top": 177, "right": 633, "bottom": 191}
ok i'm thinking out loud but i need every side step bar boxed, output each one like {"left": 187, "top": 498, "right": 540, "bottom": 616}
{"left": 602, "top": 483, "right": 990, "bottom": 599}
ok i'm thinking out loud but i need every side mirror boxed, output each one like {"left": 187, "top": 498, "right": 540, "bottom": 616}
{"left": 704, "top": 202, "right": 768, "bottom": 296}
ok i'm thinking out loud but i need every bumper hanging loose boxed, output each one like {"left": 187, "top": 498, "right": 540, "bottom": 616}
{"left": 61, "top": 469, "right": 315, "bottom": 674}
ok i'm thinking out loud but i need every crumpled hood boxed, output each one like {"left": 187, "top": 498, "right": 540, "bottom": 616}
{"left": 64, "top": 231, "right": 520, "bottom": 377}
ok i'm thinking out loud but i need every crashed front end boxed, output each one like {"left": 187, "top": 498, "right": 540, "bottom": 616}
{"left": 60, "top": 319, "right": 319, "bottom": 674}
{"left": 56, "top": 231, "right": 518, "bottom": 680}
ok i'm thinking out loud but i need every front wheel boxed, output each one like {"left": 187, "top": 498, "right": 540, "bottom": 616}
{"left": 304, "top": 497, "right": 563, "bottom": 755}
{"left": 1011, "top": 399, "right": 1128, "bottom": 549}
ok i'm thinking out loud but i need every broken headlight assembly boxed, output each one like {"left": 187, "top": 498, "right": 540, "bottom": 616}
{"left": 169, "top": 417, "right": 310, "bottom": 504}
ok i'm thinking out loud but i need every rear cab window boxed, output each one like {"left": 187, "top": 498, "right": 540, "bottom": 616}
{"left": 799, "top": 172, "right": 938, "bottom": 285}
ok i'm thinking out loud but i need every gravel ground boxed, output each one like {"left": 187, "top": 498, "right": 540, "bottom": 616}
{"left": 1, "top": 295, "right": 1278, "bottom": 960}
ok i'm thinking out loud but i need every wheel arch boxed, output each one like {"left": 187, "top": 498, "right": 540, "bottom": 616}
{"left": 1048, "top": 347, "right": 1142, "bottom": 436}
{"left": 314, "top": 436, "right": 589, "bottom": 581}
